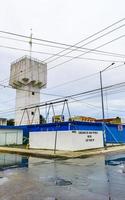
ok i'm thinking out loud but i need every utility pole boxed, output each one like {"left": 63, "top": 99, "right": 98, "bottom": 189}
{"left": 29, "top": 28, "right": 32, "bottom": 58}
{"left": 100, "top": 71, "right": 105, "bottom": 120}
{"left": 100, "top": 62, "right": 115, "bottom": 147}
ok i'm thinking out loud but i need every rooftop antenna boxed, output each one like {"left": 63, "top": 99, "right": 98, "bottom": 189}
{"left": 29, "top": 28, "right": 32, "bottom": 58}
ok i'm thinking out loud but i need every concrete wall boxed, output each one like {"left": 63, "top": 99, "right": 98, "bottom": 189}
{"left": 0, "top": 129, "right": 23, "bottom": 146}
{"left": 29, "top": 130, "right": 103, "bottom": 151}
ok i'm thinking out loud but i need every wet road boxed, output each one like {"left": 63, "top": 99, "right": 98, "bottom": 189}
{"left": 0, "top": 152, "right": 125, "bottom": 200}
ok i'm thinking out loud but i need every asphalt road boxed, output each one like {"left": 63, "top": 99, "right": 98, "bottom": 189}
{"left": 0, "top": 152, "right": 125, "bottom": 200}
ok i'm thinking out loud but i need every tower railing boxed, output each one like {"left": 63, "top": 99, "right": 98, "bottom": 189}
{"left": 11, "top": 55, "right": 46, "bottom": 65}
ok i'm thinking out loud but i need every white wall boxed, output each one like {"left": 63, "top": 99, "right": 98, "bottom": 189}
{"left": 29, "top": 130, "right": 104, "bottom": 151}
{"left": 0, "top": 129, "right": 23, "bottom": 146}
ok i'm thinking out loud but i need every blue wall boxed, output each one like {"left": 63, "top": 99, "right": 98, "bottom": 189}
{"left": 16, "top": 121, "right": 125, "bottom": 144}
{"left": 105, "top": 123, "right": 125, "bottom": 143}
{"left": 1, "top": 122, "right": 125, "bottom": 144}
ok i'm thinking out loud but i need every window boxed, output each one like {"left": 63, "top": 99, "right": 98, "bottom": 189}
{"left": 31, "top": 112, "right": 34, "bottom": 115}
{"left": 32, "top": 92, "right": 35, "bottom": 95}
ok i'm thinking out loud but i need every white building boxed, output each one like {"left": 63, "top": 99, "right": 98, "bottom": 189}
{"left": 0, "top": 118, "right": 7, "bottom": 125}
{"left": 9, "top": 56, "right": 47, "bottom": 125}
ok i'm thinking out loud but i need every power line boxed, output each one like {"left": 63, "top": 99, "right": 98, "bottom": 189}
{"left": 0, "top": 20, "right": 125, "bottom": 90}
{"left": 42, "top": 18, "right": 125, "bottom": 63}
{"left": 1, "top": 34, "right": 125, "bottom": 59}
{"left": 0, "top": 83, "right": 64, "bottom": 98}
{"left": 0, "top": 44, "right": 123, "bottom": 86}
{"left": 0, "top": 63, "right": 124, "bottom": 117}
{"left": 1, "top": 84, "right": 125, "bottom": 116}
{"left": 19, "top": 81, "right": 125, "bottom": 109}
{"left": 48, "top": 34, "right": 125, "bottom": 71}
{"left": 0, "top": 17, "right": 125, "bottom": 48}
{"left": 0, "top": 43, "right": 123, "bottom": 64}
{"left": 0, "top": 20, "right": 125, "bottom": 85}
{"left": 0, "top": 85, "right": 118, "bottom": 114}
{"left": 1, "top": 34, "right": 124, "bottom": 87}
{"left": 27, "top": 41, "right": 125, "bottom": 59}
{"left": 0, "top": 63, "right": 124, "bottom": 101}
{"left": 44, "top": 23, "right": 125, "bottom": 64}
{"left": 46, "top": 63, "right": 125, "bottom": 90}
{"left": 1, "top": 81, "right": 125, "bottom": 115}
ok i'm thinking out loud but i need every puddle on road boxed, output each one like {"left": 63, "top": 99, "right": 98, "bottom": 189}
{"left": 0, "top": 153, "right": 28, "bottom": 171}
{"left": 40, "top": 176, "right": 72, "bottom": 186}
{"left": 105, "top": 156, "right": 125, "bottom": 166}
{"left": 1, "top": 152, "right": 125, "bottom": 200}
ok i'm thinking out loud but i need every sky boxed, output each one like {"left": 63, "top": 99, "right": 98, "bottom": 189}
{"left": 0, "top": 0, "right": 125, "bottom": 120}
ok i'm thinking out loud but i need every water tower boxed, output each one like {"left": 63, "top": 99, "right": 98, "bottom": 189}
{"left": 9, "top": 56, "right": 47, "bottom": 125}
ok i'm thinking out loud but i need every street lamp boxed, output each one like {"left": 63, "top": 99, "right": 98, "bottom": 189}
{"left": 100, "top": 62, "right": 115, "bottom": 147}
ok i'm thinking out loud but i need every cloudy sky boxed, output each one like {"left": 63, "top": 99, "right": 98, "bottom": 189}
{"left": 0, "top": 0, "right": 125, "bottom": 120}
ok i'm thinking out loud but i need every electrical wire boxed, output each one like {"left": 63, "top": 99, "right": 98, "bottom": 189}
{"left": 19, "top": 81, "right": 125, "bottom": 109}
{"left": 1, "top": 84, "right": 125, "bottom": 116}
{"left": 44, "top": 24, "right": 125, "bottom": 64}
{"left": 48, "top": 34, "right": 125, "bottom": 71}
{"left": 0, "top": 20, "right": 125, "bottom": 114}
{"left": 0, "top": 34, "right": 125, "bottom": 59}
{"left": 42, "top": 18, "right": 125, "bottom": 63}
{"left": 0, "top": 47, "right": 123, "bottom": 86}
{"left": 0, "top": 18, "right": 125, "bottom": 85}
{"left": 0, "top": 63, "right": 124, "bottom": 114}
{"left": 46, "top": 63, "right": 125, "bottom": 90}
{"left": 0, "top": 63, "right": 125, "bottom": 103}
{"left": 0, "top": 17, "right": 124, "bottom": 51}
{"left": 0, "top": 35, "right": 124, "bottom": 87}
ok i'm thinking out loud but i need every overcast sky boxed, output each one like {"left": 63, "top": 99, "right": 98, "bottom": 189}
{"left": 0, "top": 0, "right": 125, "bottom": 120}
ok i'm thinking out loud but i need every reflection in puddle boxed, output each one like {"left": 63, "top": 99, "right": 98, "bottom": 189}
{"left": 0, "top": 153, "right": 28, "bottom": 171}
{"left": 105, "top": 157, "right": 125, "bottom": 166}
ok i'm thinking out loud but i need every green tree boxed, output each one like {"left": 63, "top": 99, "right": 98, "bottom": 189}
{"left": 7, "top": 119, "right": 15, "bottom": 126}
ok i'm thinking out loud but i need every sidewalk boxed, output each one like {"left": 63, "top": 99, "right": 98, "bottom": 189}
{"left": 0, "top": 145, "right": 125, "bottom": 159}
